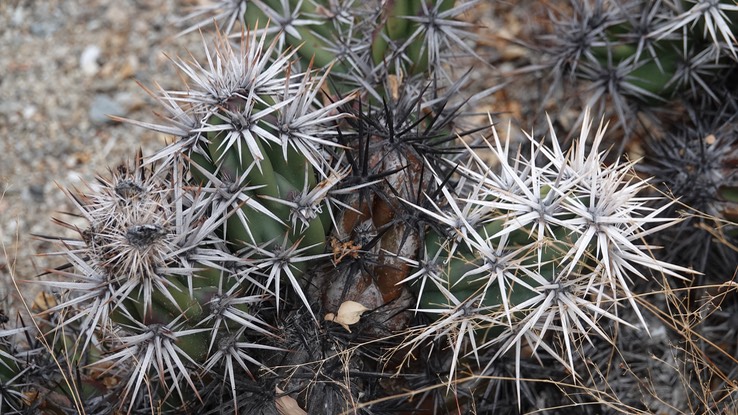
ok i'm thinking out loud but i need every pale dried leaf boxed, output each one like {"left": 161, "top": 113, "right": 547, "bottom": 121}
{"left": 32, "top": 291, "right": 57, "bottom": 312}
{"left": 324, "top": 300, "right": 369, "bottom": 332}
{"left": 275, "top": 387, "right": 307, "bottom": 415}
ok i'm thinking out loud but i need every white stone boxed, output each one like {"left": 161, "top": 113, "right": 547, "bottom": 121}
{"left": 80, "top": 45, "right": 101, "bottom": 76}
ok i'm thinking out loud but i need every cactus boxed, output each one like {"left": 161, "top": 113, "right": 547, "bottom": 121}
{"left": 534, "top": 0, "right": 738, "bottom": 140}
{"left": 30, "top": 1, "right": 488, "bottom": 411}
{"left": 522, "top": 1, "right": 738, "bottom": 412}
{"left": 391, "top": 109, "right": 691, "bottom": 407}
{"left": 639, "top": 97, "right": 738, "bottom": 279}
{"left": 13, "top": 0, "right": 712, "bottom": 414}
{"left": 0, "top": 325, "right": 29, "bottom": 414}
{"left": 179, "top": 0, "right": 481, "bottom": 87}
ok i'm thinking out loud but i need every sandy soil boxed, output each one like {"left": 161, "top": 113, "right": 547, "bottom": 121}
{"left": 0, "top": 0, "right": 209, "bottom": 312}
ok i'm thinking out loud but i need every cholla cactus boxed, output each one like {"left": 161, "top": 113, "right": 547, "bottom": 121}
{"left": 1, "top": 305, "right": 115, "bottom": 414}
{"left": 37, "top": 152, "right": 277, "bottom": 412}
{"left": 23, "top": 1, "right": 698, "bottom": 413}
{"left": 640, "top": 98, "right": 738, "bottom": 278}
{"left": 534, "top": 0, "right": 738, "bottom": 139}
{"left": 33, "top": 3, "right": 482, "bottom": 411}
{"left": 179, "top": 0, "right": 481, "bottom": 88}
{"left": 0, "top": 326, "right": 29, "bottom": 414}
{"left": 393, "top": 109, "right": 690, "bottom": 406}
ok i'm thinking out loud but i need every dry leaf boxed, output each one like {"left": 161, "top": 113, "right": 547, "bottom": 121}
{"left": 275, "top": 387, "right": 307, "bottom": 415}
{"left": 32, "top": 291, "right": 57, "bottom": 312}
{"left": 324, "top": 300, "right": 369, "bottom": 332}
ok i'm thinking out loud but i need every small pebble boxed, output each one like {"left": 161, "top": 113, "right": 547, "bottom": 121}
{"left": 0, "top": 102, "right": 22, "bottom": 116}
{"left": 30, "top": 21, "right": 60, "bottom": 37}
{"left": 22, "top": 105, "right": 37, "bottom": 120}
{"left": 80, "top": 45, "right": 102, "bottom": 76}
{"left": 11, "top": 6, "right": 26, "bottom": 27}
{"left": 28, "top": 184, "right": 45, "bottom": 203}
{"left": 89, "top": 94, "right": 126, "bottom": 125}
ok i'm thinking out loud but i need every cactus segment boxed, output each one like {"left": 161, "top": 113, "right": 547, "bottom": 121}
{"left": 399, "top": 110, "right": 691, "bottom": 400}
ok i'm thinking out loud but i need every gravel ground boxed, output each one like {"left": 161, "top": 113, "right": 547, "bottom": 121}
{"left": 0, "top": 0, "right": 546, "bottom": 315}
{"left": 0, "top": 0, "right": 210, "bottom": 312}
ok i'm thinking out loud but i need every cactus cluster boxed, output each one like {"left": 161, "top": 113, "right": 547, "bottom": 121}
{"left": 640, "top": 98, "right": 738, "bottom": 278}
{"left": 4, "top": 0, "right": 735, "bottom": 414}
{"left": 537, "top": 0, "right": 738, "bottom": 137}
{"left": 525, "top": 0, "right": 738, "bottom": 412}
{"left": 530, "top": 0, "right": 738, "bottom": 280}
{"left": 396, "top": 108, "right": 689, "bottom": 399}
{"left": 0, "top": 324, "right": 31, "bottom": 413}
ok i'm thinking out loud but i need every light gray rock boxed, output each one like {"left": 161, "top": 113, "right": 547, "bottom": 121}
{"left": 89, "top": 94, "right": 126, "bottom": 125}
